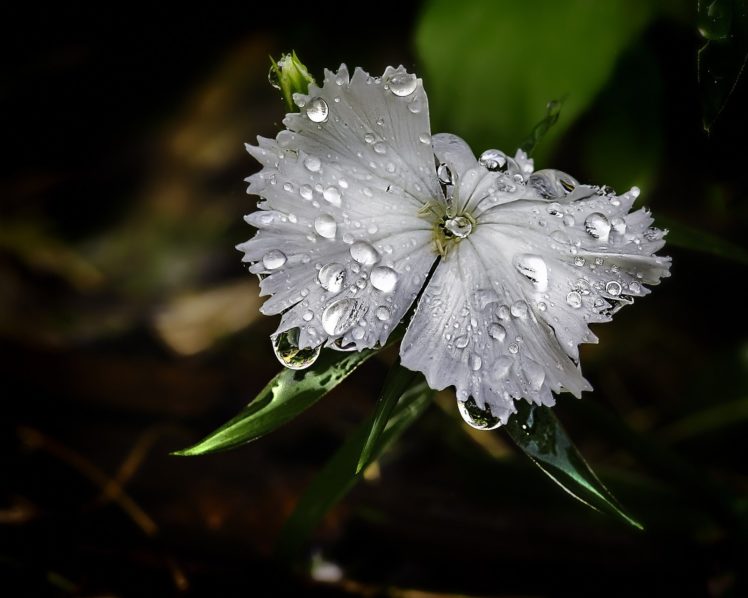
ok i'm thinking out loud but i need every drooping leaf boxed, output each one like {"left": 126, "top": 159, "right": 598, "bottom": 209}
{"left": 658, "top": 216, "right": 748, "bottom": 265}
{"left": 416, "top": 0, "right": 655, "bottom": 159}
{"left": 697, "top": 0, "right": 748, "bottom": 131}
{"left": 173, "top": 330, "right": 403, "bottom": 456}
{"left": 276, "top": 381, "right": 432, "bottom": 559}
{"left": 356, "top": 362, "right": 419, "bottom": 474}
{"left": 505, "top": 401, "right": 643, "bottom": 530}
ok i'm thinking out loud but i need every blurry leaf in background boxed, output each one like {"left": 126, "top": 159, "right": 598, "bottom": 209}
{"left": 276, "top": 381, "right": 432, "bottom": 560}
{"left": 698, "top": 0, "right": 748, "bottom": 131}
{"left": 416, "top": 0, "right": 655, "bottom": 161}
{"left": 506, "top": 401, "right": 644, "bottom": 530}
{"left": 658, "top": 215, "right": 748, "bottom": 264}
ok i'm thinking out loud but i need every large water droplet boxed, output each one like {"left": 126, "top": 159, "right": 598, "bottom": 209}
{"left": 511, "top": 300, "right": 528, "bottom": 318}
{"left": 272, "top": 328, "right": 320, "bottom": 370}
{"left": 387, "top": 71, "right": 418, "bottom": 96}
{"left": 455, "top": 335, "right": 469, "bottom": 349}
{"left": 299, "top": 185, "right": 313, "bottom": 200}
{"left": 314, "top": 214, "right": 337, "bottom": 239}
{"left": 375, "top": 305, "right": 391, "bottom": 321}
{"left": 566, "top": 290, "right": 582, "bottom": 309}
{"left": 444, "top": 216, "right": 472, "bottom": 238}
{"left": 513, "top": 254, "right": 548, "bottom": 292}
{"left": 458, "top": 397, "right": 502, "bottom": 430}
{"left": 323, "top": 185, "right": 341, "bottom": 206}
{"left": 584, "top": 213, "right": 611, "bottom": 241}
{"left": 370, "top": 266, "right": 398, "bottom": 292}
{"left": 350, "top": 241, "right": 380, "bottom": 265}
{"left": 488, "top": 323, "right": 506, "bottom": 341}
{"left": 528, "top": 169, "right": 578, "bottom": 199}
{"left": 437, "top": 163, "right": 453, "bottom": 185}
{"left": 306, "top": 97, "right": 329, "bottom": 123}
{"left": 605, "top": 281, "right": 622, "bottom": 296}
{"left": 478, "top": 149, "right": 507, "bottom": 172}
{"left": 496, "top": 305, "right": 511, "bottom": 320}
{"left": 304, "top": 156, "right": 321, "bottom": 172}
{"left": 318, "top": 263, "right": 346, "bottom": 293}
{"left": 262, "top": 249, "right": 287, "bottom": 270}
{"left": 321, "top": 298, "right": 367, "bottom": 336}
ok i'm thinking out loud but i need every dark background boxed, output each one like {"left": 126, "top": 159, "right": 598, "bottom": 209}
{"left": 2, "top": 3, "right": 747, "bottom": 596}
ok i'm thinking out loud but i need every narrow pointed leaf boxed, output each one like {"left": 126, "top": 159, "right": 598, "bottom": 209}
{"left": 506, "top": 402, "right": 643, "bottom": 530}
{"left": 172, "top": 330, "right": 403, "bottom": 456}
{"left": 356, "top": 362, "right": 418, "bottom": 474}
{"left": 658, "top": 216, "right": 748, "bottom": 265}
{"left": 519, "top": 97, "right": 565, "bottom": 157}
{"left": 276, "top": 381, "right": 432, "bottom": 559}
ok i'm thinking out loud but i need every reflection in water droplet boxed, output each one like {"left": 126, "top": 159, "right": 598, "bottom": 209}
{"left": 370, "top": 266, "right": 398, "bottom": 292}
{"left": 528, "top": 169, "right": 578, "bottom": 199}
{"left": 585, "top": 213, "right": 611, "bottom": 241}
{"left": 629, "top": 281, "right": 641, "bottom": 294}
{"left": 306, "top": 97, "right": 329, "bottom": 123}
{"left": 263, "top": 249, "right": 287, "bottom": 270}
{"left": 566, "top": 290, "right": 582, "bottom": 309}
{"left": 321, "top": 298, "right": 367, "bottom": 336}
{"left": 458, "top": 397, "right": 502, "bottom": 430}
{"left": 437, "top": 163, "right": 453, "bottom": 185}
{"left": 444, "top": 216, "right": 472, "bottom": 238}
{"left": 387, "top": 72, "right": 418, "bottom": 96}
{"left": 513, "top": 254, "right": 548, "bottom": 292}
{"left": 508, "top": 343, "right": 519, "bottom": 354}
{"left": 496, "top": 305, "right": 510, "bottom": 320}
{"left": 318, "top": 263, "right": 346, "bottom": 293}
{"left": 478, "top": 149, "right": 507, "bottom": 171}
{"left": 605, "top": 281, "right": 622, "bottom": 296}
{"left": 350, "top": 241, "right": 380, "bottom": 265}
{"left": 574, "top": 256, "right": 585, "bottom": 267}
{"left": 272, "top": 328, "right": 320, "bottom": 370}
{"left": 314, "top": 214, "right": 337, "bottom": 239}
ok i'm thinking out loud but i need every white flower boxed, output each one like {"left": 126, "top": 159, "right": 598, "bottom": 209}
{"left": 237, "top": 65, "right": 670, "bottom": 429}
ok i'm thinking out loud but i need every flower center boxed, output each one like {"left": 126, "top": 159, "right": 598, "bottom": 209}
{"left": 443, "top": 215, "right": 472, "bottom": 238}
{"left": 418, "top": 200, "right": 476, "bottom": 257}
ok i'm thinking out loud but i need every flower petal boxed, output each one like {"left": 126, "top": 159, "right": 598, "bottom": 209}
{"left": 238, "top": 66, "right": 440, "bottom": 351}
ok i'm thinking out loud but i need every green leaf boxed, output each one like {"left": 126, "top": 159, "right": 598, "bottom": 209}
{"left": 697, "top": 0, "right": 748, "bottom": 131}
{"left": 172, "top": 331, "right": 403, "bottom": 456}
{"left": 356, "top": 361, "right": 419, "bottom": 474}
{"left": 268, "top": 51, "right": 315, "bottom": 112}
{"left": 416, "top": 0, "right": 655, "bottom": 159}
{"left": 505, "top": 402, "right": 643, "bottom": 530}
{"left": 276, "top": 381, "right": 432, "bottom": 559}
{"left": 658, "top": 216, "right": 748, "bottom": 265}
{"left": 519, "top": 97, "right": 565, "bottom": 157}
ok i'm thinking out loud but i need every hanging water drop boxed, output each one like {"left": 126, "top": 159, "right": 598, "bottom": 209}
{"left": 387, "top": 71, "right": 418, "bottom": 96}
{"left": 458, "top": 397, "right": 502, "bottom": 430}
{"left": 272, "top": 328, "right": 320, "bottom": 370}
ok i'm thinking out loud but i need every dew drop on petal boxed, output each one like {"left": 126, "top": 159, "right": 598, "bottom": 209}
{"left": 458, "top": 397, "right": 502, "bottom": 430}
{"left": 364, "top": 133, "right": 375, "bottom": 144}
{"left": 370, "top": 266, "right": 398, "bottom": 292}
{"left": 321, "top": 298, "right": 367, "bottom": 336}
{"left": 513, "top": 254, "right": 548, "bottom": 292}
{"left": 323, "top": 185, "right": 341, "bottom": 206}
{"left": 350, "top": 241, "right": 380, "bottom": 265}
{"left": 496, "top": 305, "right": 510, "bottom": 320}
{"left": 314, "top": 214, "right": 337, "bottom": 239}
{"left": 376, "top": 306, "right": 391, "bottom": 321}
{"left": 629, "top": 281, "right": 641, "bottom": 294}
{"left": 455, "top": 335, "right": 469, "bottom": 349}
{"left": 469, "top": 353, "right": 482, "bottom": 371}
{"left": 444, "top": 216, "right": 472, "bottom": 238}
{"left": 272, "top": 329, "right": 320, "bottom": 370}
{"left": 387, "top": 72, "right": 418, "bottom": 96}
{"left": 488, "top": 323, "right": 506, "bottom": 341}
{"left": 525, "top": 359, "right": 546, "bottom": 391}
{"left": 419, "top": 133, "right": 431, "bottom": 144}
{"left": 437, "top": 163, "right": 453, "bottom": 185}
{"left": 508, "top": 343, "right": 519, "bottom": 354}
{"left": 262, "top": 249, "right": 287, "bottom": 270}
{"left": 304, "top": 156, "right": 321, "bottom": 172}
{"left": 302, "top": 310, "right": 314, "bottom": 322}
{"left": 318, "top": 263, "right": 346, "bottom": 293}
{"left": 306, "top": 97, "right": 329, "bottom": 123}
{"left": 511, "top": 300, "right": 528, "bottom": 318}
{"left": 606, "top": 281, "right": 622, "bottom": 296}
{"left": 373, "top": 142, "right": 387, "bottom": 155}
{"left": 478, "top": 149, "right": 508, "bottom": 172}
{"left": 300, "top": 185, "right": 313, "bottom": 200}
{"left": 352, "top": 327, "right": 365, "bottom": 340}
{"left": 585, "top": 213, "right": 611, "bottom": 241}
{"left": 566, "top": 290, "right": 583, "bottom": 309}
{"left": 574, "top": 256, "right": 585, "bottom": 267}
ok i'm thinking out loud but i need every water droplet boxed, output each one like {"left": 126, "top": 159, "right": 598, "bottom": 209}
{"left": 350, "top": 241, "right": 380, "bottom": 265}
{"left": 272, "top": 329, "right": 320, "bottom": 370}
{"left": 629, "top": 281, "right": 641, "bottom": 294}
{"left": 488, "top": 323, "right": 506, "bottom": 341}
{"left": 299, "top": 185, "right": 313, "bottom": 200}
{"left": 373, "top": 142, "right": 387, "bottom": 155}
{"left": 525, "top": 359, "right": 546, "bottom": 391}
{"left": 496, "top": 305, "right": 511, "bottom": 320}
{"left": 262, "top": 249, "right": 287, "bottom": 270}
{"left": 407, "top": 99, "right": 422, "bottom": 113}
{"left": 418, "top": 132, "right": 431, "bottom": 144}
{"left": 323, "top": 185, "right": 341, "bottom": 206}
{"left": 563, "top": 214, "right": 575, "bottom": 227}
{"left": 574, "top": 256, "right": 585, "bottom": 267}
{"left": 376, "top": 306, "right": 391, "bottom": 321}
{"left": 370, "top": 266, "right": 398, "bottom": 292}
{"left": 314, "top": 214, "right": 337, "bottom": 239}
{"left": 584, "top": 213, "right": 611, "bottom": 241}
{"left": 537, "top": 301, "right": 547, "bottom": 312}
{"left": 605, "top": 281, "right": 622, "bottom": 296}
{"left": 302, "top": 310, "right": 314, "bottom": 322}
{"left": 321, "top": 298, "right": 367, "bottom": 336}
{"left": 304, "top": 156, "right": 321, "bottom": 172}
{"left": 508, "top": 343, "right": 519, "bottom": 354}
{"left": 458, "top": 397, "right": 501, "bottom": 430}
{"left": 318, "top": 263, "right": 346, "bottom": 293}
{"left": 437, "top": 163, "right": 453, "bottom": 185}
{"left": 469, "top": 353, "right": 482, "bottom": 371}
{"left": 385, "top": 162, "right": 396, "bottom": 173}
{"left": 352, "top": 327, "right": 365, "bottom": 340}
{"left": 455, "top": 335, "right": 469, "bottom": 349}
{"left": 528, "top": 169, "right": 578, "bottom": 199}
{"left": 283, "top": 182, "right": 294, "bottom": 193}
{"left": 444, "top": 216, "right": 472, "bottom": 238}
{"left": 306, "top": 97, "right": 329, "bottom": 123}
{"left": 513, "top": 254, "right": 548, "bottom": 292}
{"left": 511, "top": 300, "right": 528, "bottom": 318}
{"left": 387, "top": 71, "right": 417, "bottom": 96}
{"left": 478, "top": 149, "right": 507, "bottom": 172}
{"left": 566, "top": 290, "right": 582, "bottom": 309}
